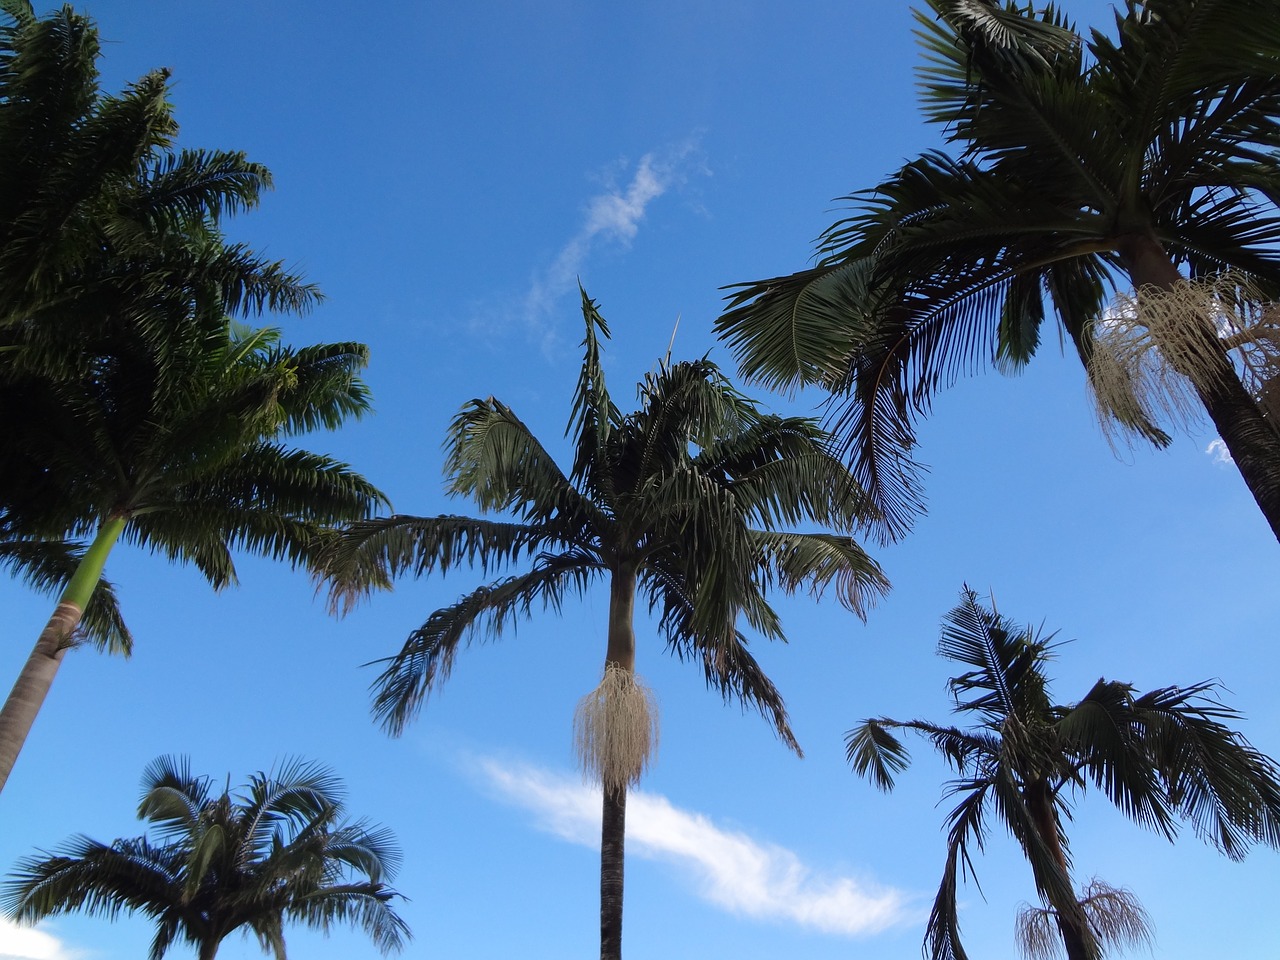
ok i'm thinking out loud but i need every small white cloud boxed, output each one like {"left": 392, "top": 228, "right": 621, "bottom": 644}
{"left": 518, "top": 139, "right": 707, "bottom": 351}
{"left": 0, "top": 918, "right": 85, "bottom": 960}
{"left": 1206, "top": 438, "right": 1233, "bottom": 464}
{"left": 476, "top": 758, "right": 912, "bottom": 937}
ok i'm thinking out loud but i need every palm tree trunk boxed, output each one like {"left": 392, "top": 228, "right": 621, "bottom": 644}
{"left": 600, "top": 783, "right": 627, "bottom": 960}
{"left": 1120, "top": 234, "right": 1280, "bottom": 543}
{"left": 1024, "top": 782, "right": 1096, "bottom": 960}
{"left": 198, "top": 938, "right": 220, "bottom": 960}
{"left": 0, "top": 517, "right": 125, "bottom": 794}
{"left": 600, "top": 569, "right": 637, "bottom": 960}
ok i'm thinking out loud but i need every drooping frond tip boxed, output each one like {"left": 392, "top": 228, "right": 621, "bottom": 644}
{"left": 573, "top": 664, "right": 660, "bottom": 793}
{"left": 1015, "top": 878, "right": 1152, "bottom": 960}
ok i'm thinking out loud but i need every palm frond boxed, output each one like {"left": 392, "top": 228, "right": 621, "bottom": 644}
{"left": 370, "top": 554, "right": 600, "bottom": 735}
{"left": 5, "top": 757, "right": 408, "bottom": 956}
{"left": 751, "top": 530, "right": 889, "bottom": 620}
{"left": 320, "top": 514, "right": 577, "bottom": 613}
{"left": 1131, "top": 681, "right": 1280, "bottom": 857}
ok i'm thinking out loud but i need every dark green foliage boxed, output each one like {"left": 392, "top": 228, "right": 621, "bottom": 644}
{"left": 847, "top": 587, "right": 1280, "bottom": 960}
{"left": 2, "top": 756, "right": 410, "bottom": 960}
{"left": 718, "top": 0, "right": 1280, "bottom": 539}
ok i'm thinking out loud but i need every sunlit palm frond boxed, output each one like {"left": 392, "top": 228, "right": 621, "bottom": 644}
{"left": 446, "top": 395, "right": 598, "bottom": 529}
{"left": 751, "top": 530, "right": 888, "bottom": 620}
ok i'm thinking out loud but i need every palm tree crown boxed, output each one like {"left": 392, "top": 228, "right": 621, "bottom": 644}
{"left": 323, "top": 288, "right": 890, "bottom": 960}
{"left": 717, "top": 0, "right": 1280, "bottom": 541}
{"left": 847, "top": 588, "right": 1280, "bottom": 960}
{"left": 2, "top": 756, "right": 410, "bottom": 960}
{"left": 0, "top": 318, "right": 388, "bottom": 793}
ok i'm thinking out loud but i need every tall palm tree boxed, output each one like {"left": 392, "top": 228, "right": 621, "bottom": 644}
{"left": 0, "top": 0, "right": 324, "bottom": 646}
{"left": 0, "top": 0, "right": 383, "bottom": 794}
{"left": 2, "top": 756, "right": 410, "bottom": 960}
{"left": 322, "top": 288, "right": 890, "bottom": 960}
{"left": 846, "top": 588, "right": 1280, "bottom": 960}
{"left": 0, "top": 322, "right": 388, "bottom": 794}
{"left": 717, "top": 0, "right": 1280, "bottom": 541}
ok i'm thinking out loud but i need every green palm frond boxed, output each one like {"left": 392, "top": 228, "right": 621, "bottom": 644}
{"left": 1130, "top": 681, "right": 1280, "bottom": 857}
{"left": 566, "top": 284, "right": 620, "bottom": 490}
{"left": 371, "top": 554, "right": 602, "bottom": 735}
{"left": 2, "top": 836, "right": 184, "bottom": 924}
{"left": 751, "top": 530, "right": 888, "bottom": 619}
{"left": 1054, "top": 679, "right": 1180, "bottom": 839}
{"left": 845, "top": 719, "right": 912, "bottom": 791}
{"left": 926, "top": 779, "right": 993, "bottom": 960}
{"left": 717, "top": 0, "right": 1280, "bottom": 538}
{"left": 938, "top": 587, "right": 1051, "bottom": 722}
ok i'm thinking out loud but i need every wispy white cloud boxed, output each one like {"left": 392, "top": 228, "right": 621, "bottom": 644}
{"left": 476, "top": 758, "right": 912, "bottom": 937}
{"left": 518, "top": 139, "right": 707, "bottom": 351}
{"left": 1206, "top": 438, "right": 1233, "bottom": 464}
{"left": 0, "top": 919, "right": 85, "bottom": 960}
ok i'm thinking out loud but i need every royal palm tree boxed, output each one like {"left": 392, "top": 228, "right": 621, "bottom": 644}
{"left": 0, "top": 0, "right": 310, "bottom": 337}
{"left": 0, "top": 0, "right": 326, "bottom": 648}
{"left": 0, "top": 322, "right": 387, "bottom": 794}
{"left": 2, "top": 756, "right": 410, "bottom": 960}
{"left": 847, "top": 588, "right": 1280, "bottom": 960}
{"left": 717, "top": 0, "right": 1280, "bottom": 541}
{"left": 322, "top": 289, "right": 889, "bottom": 960}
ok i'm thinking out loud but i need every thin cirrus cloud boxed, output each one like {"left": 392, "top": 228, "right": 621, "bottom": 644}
{"left": 476, "top": 757, "right": 913, "bottom": 938}
{"left": 0, "top": 918, "right": 81, "bottom": 960}
{"left": 518, "top": 139, "right": 707, "bottom": 350}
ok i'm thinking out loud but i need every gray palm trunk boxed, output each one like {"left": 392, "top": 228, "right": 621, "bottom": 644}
{"left": 0, "top": 517, "right": 124, "bottom": 792}
{"left": 600, "top": 568, "right": 636, "bottom": 960}
{"left": 1118, "top": 232, "right": 1280, "bottom": 543}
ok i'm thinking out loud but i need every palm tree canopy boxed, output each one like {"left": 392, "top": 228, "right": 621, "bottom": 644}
{"left": 0, "top": 0, "right": 333, "bottom": 643}
{"left": 2, "top": 320, "right": 386, "bottom": 590}
{"left": 0, "top": 0, "right": 318, "bottom": 338}
{"left": 323, "top": 288, "right": 889, "bottom": 751}
{"left": 2, "top": 756, "right": 410, "bottom": 960}
{"left": 846, "top": 587, "right": 1280, "bottom": 960}
{"left": 716, "top": 0, "right": 1280, "bottom": 538}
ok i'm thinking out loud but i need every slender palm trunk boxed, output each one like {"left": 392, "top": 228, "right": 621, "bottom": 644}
{"left": 600, "top": 569, "right": 637, "bottom": 960}
{"left": 1024, "top": 782, "right": 1096, "bottom": 960}
{"left": 0, "top": 517, "right": 125, "bottom": 794}
{"left": 198, "top": 940, "right": 220, "bottom": 960}
{"left": 1120, "top": 234, "right": 1280, "bottom": 543}
{"left": 600, "top": 784, "right": 626, "bottom": 960}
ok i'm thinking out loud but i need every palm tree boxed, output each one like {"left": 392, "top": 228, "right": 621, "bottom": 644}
{"left": 0, "top": 0, "right": 322, "bottom": 645}
{"left": 0, "top": 0, "right": 308, "bottom": 336}
{"left": 846, "top": 588, "right": 1280, "bottom": 960}
{"left": 0, "top": 0, "right": 385, "bottom": 795}
{"left": 322, "top": 288, "right": 890, "bottom": 960}
{"left": 0, "top": 322, "right": 388, "bottom": 794}
{"left": 716, "top": 0, "right": 1280, "bottom": 541}
{"left": 2, "top": 756, "right": 410, "bottom": 960}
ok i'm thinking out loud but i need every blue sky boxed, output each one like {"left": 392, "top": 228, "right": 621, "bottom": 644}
{"left": 2, "top": 2, "right": 1279, "bottom": 959}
